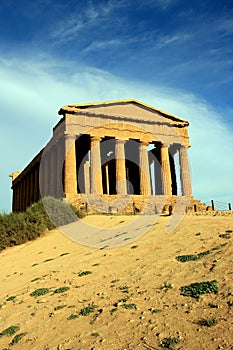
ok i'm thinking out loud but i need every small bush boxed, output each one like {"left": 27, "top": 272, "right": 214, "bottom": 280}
{"left": 10, "top": 332, "right": 27, "bottom": 345}
{"left": 219, "top": 233, "right": 231, "bottom": 239}
{"left": 53, "top": 287, "right": 70, "bottom": 294}
{"left": 0, "top": 325, "right": 20, "bottom": 337}
{"left": 78, "top": 270, "right": 92, "bottom": 277}
{"left": 158, "top": 337, "right": 180, "bottom": 349}
{"left": 180, "top": 280, "right": 218, "bottom": 299}
{"left": 198, "top": 317, "right": 218, "bottom": 327}
{"left": 122, "top": 303, "right": 137, "bottom": 310}
{"left": 176, "top": 250, "right": 211, "bottom": 262}
{"left": 79, "top": 305, "right": 98, "bottom": 316}
{"left": 30, "top": 288, "right": 50, "bottom": 297}
{"left": 67, "top": 314, "right": 79, "bottom": 320}
{"left": 6, "top": 296, "right": 16, "bottom": 302}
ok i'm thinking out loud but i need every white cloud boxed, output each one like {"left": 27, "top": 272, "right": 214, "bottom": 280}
{"left": 1, "top": 55, "right": 232, "bottom": 211}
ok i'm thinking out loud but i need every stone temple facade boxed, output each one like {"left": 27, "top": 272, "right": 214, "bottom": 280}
{"left": 10, "top": 99, "right": 203, "bottom": 214}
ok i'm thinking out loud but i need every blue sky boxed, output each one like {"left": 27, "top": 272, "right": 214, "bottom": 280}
{"left": 0, "top": 0, "right": 232, "bottom": 212}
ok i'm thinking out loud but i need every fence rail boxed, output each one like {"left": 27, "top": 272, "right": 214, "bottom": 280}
{"left": 204, "top": 200, "right": 233, "bottom": 211}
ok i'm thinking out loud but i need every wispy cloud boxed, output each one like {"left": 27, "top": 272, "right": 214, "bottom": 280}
{"left": 50, "top": 0, "right": 127, "bottom": 44}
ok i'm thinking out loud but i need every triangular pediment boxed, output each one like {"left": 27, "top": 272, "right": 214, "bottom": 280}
{"left": 59, "top": 99, "right": 189, "bottom": 126}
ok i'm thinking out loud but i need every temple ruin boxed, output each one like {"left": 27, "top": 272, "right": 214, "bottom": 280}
{"left": 10, "top": 99, "right": 202, "bottom": 214}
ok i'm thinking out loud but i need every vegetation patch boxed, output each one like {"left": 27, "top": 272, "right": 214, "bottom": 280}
{"left": 6, "top": 296, "right": 16, "bottom": 302}
{"left": 79, "top": 305, "right": 98, "bottom": 316}
{"left": 180, "top": 280, "right": 218, "bottom": 299}
{"left": 30, "top": 288, "right": 50, "bottom": 297}
{"left": 219, "top": 233, "right": 231, "bottom": 239}
{"left": 176, "top": 250, "right": 211, "bottom": 262}
{"left": 10, "top": 332, "right": 27, "bottom": 345}
{"left": 67, "top": 314, "right": 79, "bottom": 320}
{"left": 119, "top": 285, "right": 129, "bottom": 293}
{"left": 0, "top": 197, "right": 84, "bottom": 252}
{"left": 122, "top": 303, "right": 137, "bottom": 310}
{"left": 78, "top": 270, "right": 92, "bottom": 277}
{"left": 149, "top": 308, "right": 162, "bottom": 314}
{"left": 131, "top": 245, "right": 138, "bottom": 249}
{"left": 54, "top": 305, "right": 67, "bottom": 311}
{"left": 0, "top": 326, "right": 20, "bottom": 338}
{"left": 197, "top": 317, "right": 218, "bottom": 327}
{"left": 158, "top": 337, "right": 180, "bottom": 349}
{"left": 53, "top": 287, "right": 70, "bottom": 294}
{"left": 91, "top": 332, "right": 100, "bottom": 337}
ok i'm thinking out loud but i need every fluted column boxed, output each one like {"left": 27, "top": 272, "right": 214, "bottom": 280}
{"left": 55, "top": 138, "right": 65, "bottom": 198}
{"left": 64, "top": 134, "right": 77, "bottom": 196}
{"left": 115, "top": 139, "right": 127, "bottom": 195}
{"left": 160, "top": 143, "right": 172, "bottom": 195}
{"left": 34, "top": 164, "right": 39, "bottom": 202}
{"left": 139, "top": 141, "right": 151, "bottom": 195}
{"left": 50, "top": 145, "right": 57, "bottom": 197}
{"left": 90, "top": 136, "right": 103, "bottom": 194}
{"left": 179, "top": 145, "right": 192, "bottom": 196}
{"left": 84, "top": 160, "right": 90, "bottom": 194}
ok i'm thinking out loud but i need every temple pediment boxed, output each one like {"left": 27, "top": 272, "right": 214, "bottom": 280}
{"left": 59, "top": 99, "right": 189, "bottom": 127}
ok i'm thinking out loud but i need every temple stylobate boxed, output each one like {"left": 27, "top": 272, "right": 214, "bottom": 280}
{"left": 10, "top": 99, "right": 198, "bottom": 214}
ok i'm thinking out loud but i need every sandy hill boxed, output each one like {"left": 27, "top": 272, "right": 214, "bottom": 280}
{"left": 0, "top": 214, "right": 233, "bottom": 350}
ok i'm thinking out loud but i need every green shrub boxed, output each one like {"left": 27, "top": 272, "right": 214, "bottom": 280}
{"left": 180, "top": 280, "right": 218, "bottom": 299}
{"left": 78, "top": 270, "right": 92, "bottom": 277}
{"left": 198, "top": 317, "right": 218, "bottom": 327}
{"left": 30, "top": 288, "right": 50, "bottom": 297}
{"left": 0, "top": 197, "right": 82, "bottom": 252}
{"left": 158, "top": 337, "right": 180, "bottom": 349}
{"left": 122, "top": 303, "right": 137, "bottom": 309}
{"left": 0, "top": 325, "right": 20, "bottom": 337}
{"left": 79, "top": 305, "right": 98, "bottom": 316}
{"left": 53, "top": 287, "right": 70, "bottom": 294}
{"left": 67, "top": 314, "right": 79, "bottom": 320}
{"left": 176, "top": 250, "right": 211, "bottom": 262}
{"left": 10, "top": 332, "right": 27, "bottom": 345}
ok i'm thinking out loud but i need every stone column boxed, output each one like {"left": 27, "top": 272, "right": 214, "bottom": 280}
{"left": 179, "top": 145, "right": 192, "bottom": 196}
{"left": 30, "top": 170, "right": 34, "bottom": 205}
{"left": 115, "top": 139, "right": 127, "bottom": 195}
{"left": 84, "top": 160, "right": 90, "bottom": 194}
{"left": 90, "top": 136, "right": 103, "bottom": 194}
{"left": 56, "top": 138, "right": 65, "bottom": 198}
{"left": 160, "top": 143, "right": 172, "bottom": 195}
{"left": 34, "top": 164, "right": 39, "bottom": 202}
{"left": 64, "top": 134, "right": 77, "bottom": 196}
{"left": 139, "top": 141, "right": 151, "bottom": 195}
{"left": 50, "top": 145, "right": 57, "bottom": 197}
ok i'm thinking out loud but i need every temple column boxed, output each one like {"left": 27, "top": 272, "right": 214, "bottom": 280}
{"left": 50, "top": 145, "right": 57, "bottom": 197}
{"left": 29, "top": 170, "right": 34, "bottom": 205}
{"left": 139, "top": 141, "right": 151, "bottom": 195}
{"left": 90, "top": 136, "right": 103, "bottom": 194}
{"left": 161, "top": 143, "right": 172, "bottom": 195}
{"left": 115, "top": 139, "right": 127, "bottom": 195}
{"left": 56, "top": 138, "right": 65, "bottom": 198}
{"left": 179, "top": 145, "right": 192, "bottom": 196}
{"left": 64, "top": 134, "right": 77, "bottom": 196}
{"left": 34, "top": 164, "right": 39, "bottom": 201}
{"left": 84, "top": 160, "right": 90, "bottom": 194}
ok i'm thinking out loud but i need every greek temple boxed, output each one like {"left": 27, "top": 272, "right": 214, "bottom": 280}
{"left": 10, "top": 99, "right": 201, "bottom": 214}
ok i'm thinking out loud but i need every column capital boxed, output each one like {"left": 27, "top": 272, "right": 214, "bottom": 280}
{"left": 115, "top": 138, "right": 126, "bottom": 144}
{"left": 161, "top": 142, "right": 170, "bottom": 149}
{"left": 90, "top": 135, "right": 102, "bottom": 142}
{"left": 140, "top": 140, "right": 150, "bottom": 147}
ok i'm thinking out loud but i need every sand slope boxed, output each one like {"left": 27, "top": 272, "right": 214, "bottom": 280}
{"left": 0, "top": 214, "right": 233, "bottom": 350}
